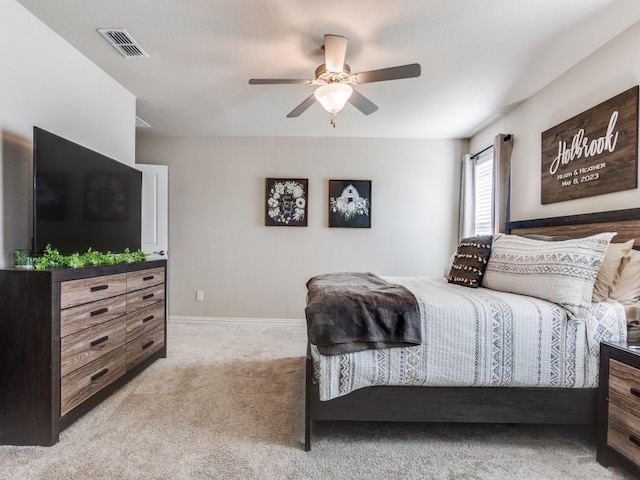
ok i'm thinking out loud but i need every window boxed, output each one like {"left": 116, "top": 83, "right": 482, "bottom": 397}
{"left": 460, "top": 134, "right": 512, "bottom": 239}
{"left": 473, "top": 150, "right": 493, "bottom": 235}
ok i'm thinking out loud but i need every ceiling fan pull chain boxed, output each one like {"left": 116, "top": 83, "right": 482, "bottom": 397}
{"left": 331, "top": 114, "right": 336, "bottom": 128}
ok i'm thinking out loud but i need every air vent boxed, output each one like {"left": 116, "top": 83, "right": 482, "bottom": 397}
{"left": 135, "top": 116, "right": 151, "bottom": 128}
{"left": 98, "top": 28, "right": 149, "bottom": 58}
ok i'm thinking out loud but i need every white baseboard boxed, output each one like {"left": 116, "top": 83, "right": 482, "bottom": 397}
{"left": 169, "top": 315, "right": 306, "bottom": 326}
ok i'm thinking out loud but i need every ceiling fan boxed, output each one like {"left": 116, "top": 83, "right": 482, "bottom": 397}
{"left": 249, "top": 34, "right": 421, "bottom": 127}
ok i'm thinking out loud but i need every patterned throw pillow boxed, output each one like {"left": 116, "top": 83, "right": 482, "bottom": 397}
{"left": 482, "top": 232, "right": 616, "bottom": 319}
{"left": 521, "top": 235, "right": 633, "bottom": 302}
{"left": 447, "top": 235, "right": 493, "bottom": 288}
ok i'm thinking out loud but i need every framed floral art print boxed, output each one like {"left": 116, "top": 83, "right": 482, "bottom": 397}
{"left": 328, "top": 179, "right": 371, "bottom": 228}
{"left": 265, "top": 178, "right": 308, "bottom": 226}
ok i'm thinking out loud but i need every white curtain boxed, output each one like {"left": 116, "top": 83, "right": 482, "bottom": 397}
{"left": 458, "top": 153, "right": 475, "bottom": 240}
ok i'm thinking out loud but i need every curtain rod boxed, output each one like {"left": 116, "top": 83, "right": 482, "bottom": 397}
{"left": 470, "top": 144, "right": 493, "bottom": 159}
{"left": 471, "top": 134, "right": 512, "bottom": 159}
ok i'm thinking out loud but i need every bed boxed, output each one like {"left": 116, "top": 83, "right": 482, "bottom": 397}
{"left": 304, "top": 208, "right": 640, "bottom": 451}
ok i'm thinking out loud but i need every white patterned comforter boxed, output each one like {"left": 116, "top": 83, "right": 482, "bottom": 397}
{"left": 310, "top": 277, "right": 627, "bottom": 401}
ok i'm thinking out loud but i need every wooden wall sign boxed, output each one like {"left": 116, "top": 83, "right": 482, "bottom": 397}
{"left": 541, "top": 86, "right": 638, "bottom": 204}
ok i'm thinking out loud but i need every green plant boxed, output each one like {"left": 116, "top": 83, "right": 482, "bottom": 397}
{"left": 83, "top": 249, "right": 103, "bottom": 267}
{"left": 33, "top": 245, "right": 148, "bottom": 270}
{"left": 65, "top": 253, "right": 84, "bottom": 269}
{"left": 33, "top": 245, "right": 63, "bottom": 269}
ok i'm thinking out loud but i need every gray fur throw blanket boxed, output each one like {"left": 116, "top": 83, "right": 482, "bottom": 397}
{"left": 305, "top": 272, "right": 421, "bottom": 355}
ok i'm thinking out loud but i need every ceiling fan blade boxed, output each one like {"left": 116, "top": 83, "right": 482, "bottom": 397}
{"left": 287, "top": 95, "right": 316, "bottom": 118}
{"left": 249, "top": 78, "right": 311, "bottom": 85}
{"left": 323, "top": 34, "right": 348, "bottom": 73}
{"left": 349, "top": 89, "right": 379, "bottom": 115}
{"left": 354, "top": 63, "right": 421, "bottom": 84}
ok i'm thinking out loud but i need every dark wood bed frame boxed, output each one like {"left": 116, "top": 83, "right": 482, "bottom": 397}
{"left": 304, "top": 207, "right": 640, "bottom": 451}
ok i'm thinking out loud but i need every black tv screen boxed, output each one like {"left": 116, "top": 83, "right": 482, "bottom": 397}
{"left": 33, "top": 127, "right": 142, "bottom": 255}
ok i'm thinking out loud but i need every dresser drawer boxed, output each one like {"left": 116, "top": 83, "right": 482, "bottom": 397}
{"left": 609, "top": 359, "right": 640, "bottom": 418}
{"left": 61, "top": 346, "right": 126, "bottom": 416}
{"left": 608, "top": 402, "right": 640, "bottom": 465}
{"left": 127, "top": 325, "right": 165, "bottom": 370}
{"left": 126, "top": 283, "right": 165, "bottom": 313}
{"left": 126, "top": 302, "right": 165, "bottom": 340}
{"left": 60, "top": 317, "right": 126, "bottom": 377}
{"left": 127, "top": 267, "right": 165, "bottom": 292}
{"left": 60, "top": 273, "right": 127, "bottom": 309}
{"left": 60, "top": 294, "right": 127, "bottom": 337}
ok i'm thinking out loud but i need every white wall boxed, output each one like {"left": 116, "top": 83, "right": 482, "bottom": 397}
{"left": 0, "top": 1, "right": 136, "bottom": 266}
{"left": 470, "top": 20, "right": 640, "bottom": 222}
{"left": 136, "top": 136, "right": 462, "bottom": 319}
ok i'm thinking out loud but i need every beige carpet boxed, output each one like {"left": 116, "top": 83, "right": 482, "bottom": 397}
{"left": 0, "top": 320, "right": 635, "bottom": 480}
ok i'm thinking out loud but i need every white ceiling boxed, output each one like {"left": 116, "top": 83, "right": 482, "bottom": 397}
{"left": 16, "top": 0, "right": 640, "bottom": 139}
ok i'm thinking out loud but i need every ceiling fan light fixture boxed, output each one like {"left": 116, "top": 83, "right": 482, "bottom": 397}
{"left": 249, "top": 34, "right": 420, "bottom": 126}
{"left": 314, "top": 83, "right": 353, "bottom": 114}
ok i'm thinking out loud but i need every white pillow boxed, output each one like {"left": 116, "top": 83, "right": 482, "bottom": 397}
{"left": 443, "top": 252, "right": 456, "bottom": 278}
{"left": 482, "top": 232, "right": 616, "bottom": 319}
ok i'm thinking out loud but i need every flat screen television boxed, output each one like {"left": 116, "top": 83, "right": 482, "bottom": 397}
{"left": 33, "top": 127, "right": 142, "bottom": 255}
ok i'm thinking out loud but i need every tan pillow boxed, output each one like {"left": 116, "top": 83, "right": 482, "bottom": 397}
{"left": 592, "top": 240, "right": 634, "bottom": 302}
{"left": 611, "top": 249, "right": 640, "bottom": 304}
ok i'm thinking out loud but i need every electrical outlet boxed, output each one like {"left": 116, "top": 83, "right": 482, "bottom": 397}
{"left": 196, "top": 290, "right": 204, "bottom": 302}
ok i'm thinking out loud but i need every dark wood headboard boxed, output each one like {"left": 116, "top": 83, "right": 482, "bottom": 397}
{"left": 506, "top": 207, "right": 640, "bottom": 246}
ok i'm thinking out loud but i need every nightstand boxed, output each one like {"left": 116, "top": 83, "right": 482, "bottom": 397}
{"left": 597, "top": 340, "right": 640, "bottom": 476}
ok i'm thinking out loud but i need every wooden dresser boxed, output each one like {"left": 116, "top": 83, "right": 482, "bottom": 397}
{"left": 597, "top": 341, "right": 640, "bottom": 476}
{"left": 0, "top": 260, "right": 167, "bottom": 446}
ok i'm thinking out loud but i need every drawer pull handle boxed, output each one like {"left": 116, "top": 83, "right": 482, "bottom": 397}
{"left": 631, "top": 387, "right": 640, "bottom": 398}
{"left": 90, "top": 368, "right": 109, "bottom": 382}
{"left": 90, "top": 285, "right": 109, "bottom": 292}
{"left": 90, "top": 307, "right": 109, "bottom": 317}
{"left": 630, "top": 435, "right": 640, "bottom": 448}
{"left": 142, "top": 293, "right": 155, "bottom": 300}
{"left": 142, "top": 315, "right": 154, "bottom": 323}
{"left": 143, "top": 275, "right": 154, "bottom": 281}
{"left": 142, "top": 340, "right": 155, "bottom": 350}
{"left": 90, "top": 335, "right": 109, "bottom": 347}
